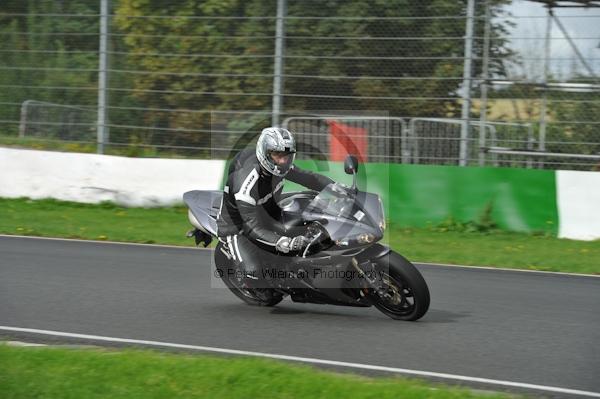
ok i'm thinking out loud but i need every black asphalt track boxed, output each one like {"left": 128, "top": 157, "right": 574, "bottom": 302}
{"left": 1, "top": 236, "right": 598, "bottom": 397}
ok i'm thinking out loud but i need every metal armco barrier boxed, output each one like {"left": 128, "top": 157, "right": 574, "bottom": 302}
{"left": 284, "top": 116, "right": 598, "bottom": 170}
{"left": 482, "top": 121, "right": 535, "bottom": 168}
{"left": 407, "top": 118, "right": 466, "bottom": 166}
{"left": 284, "top": 116, "right": 538, "bottom": 167}
{"left": 282, "top": 116, "right": 408, "bottom": 164}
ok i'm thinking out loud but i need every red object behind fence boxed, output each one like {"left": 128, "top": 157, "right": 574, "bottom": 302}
{"left": 327, "top": 120, "right": 368, "bottom": 162}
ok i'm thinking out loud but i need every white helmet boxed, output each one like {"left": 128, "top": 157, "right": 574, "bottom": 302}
{"left": 256, "top": 127, "right": 297, "bottom": 177}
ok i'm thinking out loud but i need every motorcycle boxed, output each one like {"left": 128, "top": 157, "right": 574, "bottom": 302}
{"left": 183, "top": 155, "right": 430, "bottom": 321}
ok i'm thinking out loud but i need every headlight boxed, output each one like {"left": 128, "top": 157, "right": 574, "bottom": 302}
{"left": 336, "top": 233, "right": 375, "bottom": 247}
{"left": 357, "top": 233, "right": 375, "bottom": 244}
{"left": 379, "top": 219, "right": 386, "bottom": 231}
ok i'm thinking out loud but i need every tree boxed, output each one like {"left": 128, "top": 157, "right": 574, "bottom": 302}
{"left": 112, "top": 0, "right": 514, "bottom": 151}
{"left": 1, "top": 0, "right": 515, "bottom": 156}
{"left": 0, "top": 0, "right": 99, "bottom": 136}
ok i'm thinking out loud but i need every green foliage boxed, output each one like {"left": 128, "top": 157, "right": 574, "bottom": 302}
{"left": 433, "top": 201, "right": 498, "bottom": 233}
{"left": 1, "top": 0, "right": 514, "bottom": 154}
{"left": 547, "top": 83, "right": 600, "bottom": 169}
{"left": 0, "top": 1, "right": 99, "bottom": 128}
{"left": 484, "top": 75, "right": 600, "bottom": 171}
{"left": 110, "top": 0, "right": 514, "bottom": 148}
{"left": 112, "top": 0, "right": 276, "bottom": 148}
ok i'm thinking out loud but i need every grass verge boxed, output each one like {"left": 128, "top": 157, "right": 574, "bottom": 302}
{"left": 0, "top": 344, "right": 511, "bottom": 399}
{"left": 0, "top": 197, "right": 598, "bottom": 275}
{"left": 0, "top": 134, "right": 209, "bottom": 158}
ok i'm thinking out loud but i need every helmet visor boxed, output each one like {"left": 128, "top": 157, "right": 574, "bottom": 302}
{"left": 268, "top": 150, "right": 295, "bottom": 175}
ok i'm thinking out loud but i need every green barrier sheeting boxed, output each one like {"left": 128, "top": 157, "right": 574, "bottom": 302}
{"left": 290, "top": 160, "right": 558, "bottom": 234}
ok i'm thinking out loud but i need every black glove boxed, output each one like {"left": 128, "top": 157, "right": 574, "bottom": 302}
{"left": 276, "top": 235, "right": 309, "bottom": 253}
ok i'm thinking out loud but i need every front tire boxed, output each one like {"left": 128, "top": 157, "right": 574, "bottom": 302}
{"left": 370, "top": 251, "right": 430, "bottom": 321}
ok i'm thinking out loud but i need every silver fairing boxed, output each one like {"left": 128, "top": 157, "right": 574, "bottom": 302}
{"left": 183, "top": 183, "right": 384, "bottom": 253}
{"left": 183, "top": 190, "right": 223, "bottom": 237}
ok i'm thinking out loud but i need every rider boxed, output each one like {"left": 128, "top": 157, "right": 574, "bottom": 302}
{"left": 216, "top": 127, "right": 333, "bottom": 289}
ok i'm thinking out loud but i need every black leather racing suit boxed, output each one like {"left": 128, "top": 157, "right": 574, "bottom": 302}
{"left": 216, "top": 148, "right": 333, "bottom": 288}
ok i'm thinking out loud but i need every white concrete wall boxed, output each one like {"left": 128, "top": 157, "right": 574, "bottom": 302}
{"left": 0, "top": 148, "right": 225, "bottom": 207}
{"left": 2, "top": 148, "right": 599, "bottom": 241}
{"left": 557, "top": 170, "right": 600, "bottom": 241}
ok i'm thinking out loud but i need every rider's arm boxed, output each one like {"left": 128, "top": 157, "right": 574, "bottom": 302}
{"left": 286, "top": 165, "right": 333, "bottom": 191}
{"left": 232, "top": 168, "right": 286, "bottom": 247}
{"left": 237, "top": 202, "right": 285, "bottom": 247}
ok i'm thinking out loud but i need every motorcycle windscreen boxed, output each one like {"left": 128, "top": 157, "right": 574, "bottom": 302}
{"left": 303, "top": 184, "right": 383, "bottom": 227}
{"left": 302, "top": 183, "right": 383, "bottom": 244}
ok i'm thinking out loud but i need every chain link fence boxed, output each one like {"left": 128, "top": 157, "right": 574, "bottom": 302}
{"left": 1, "top": 0, "right": 599, "bottom": 170}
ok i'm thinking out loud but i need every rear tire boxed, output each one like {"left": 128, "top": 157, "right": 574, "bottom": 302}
{"left": 370, "top": 251, "right": 430, "bottom": 321}
{"left": 219, "top": 267, "right": 283, "bottom": 307}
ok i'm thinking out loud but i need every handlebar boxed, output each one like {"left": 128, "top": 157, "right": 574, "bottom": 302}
{"left": 302, "top": 221, "right": 326, "bottom": 258}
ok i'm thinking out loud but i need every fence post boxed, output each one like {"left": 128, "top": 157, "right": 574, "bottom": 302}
{"left": 460, "top": 0, "right": 476, "bottom": 166}
{"left": 97, "top": 0, "right": 110, "bottom": 154}
{"left": 527, "top": 123, "right": 534, "bottom": 169}
{"left": 19, "top": 100, "right": 33, "bottom": 138}
{"left": 401, "top": 118, "right": 410, "bottom": 164}
{"left": 538, "top": 7, "right": 552, "bottom": 159}
{"left": 478, "top": 0, "right": 491, "bottom": 166}
{"left": 271, "top": 0, "right": 287, "bottom": 127}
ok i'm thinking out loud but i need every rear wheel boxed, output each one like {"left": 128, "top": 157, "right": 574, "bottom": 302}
{"left": 219, "top": 267, "right": 283, "bottom": 307}
{"left": 370, "top": 252, "right": 430, "bottom": 321}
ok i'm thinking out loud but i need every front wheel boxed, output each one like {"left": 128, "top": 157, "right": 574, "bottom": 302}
{"left": 370, "top": 251, "right": 430, "bottom": 321}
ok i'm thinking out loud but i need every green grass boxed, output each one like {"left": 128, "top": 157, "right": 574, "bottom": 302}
{"left": 0, "top": 134, "right": 98, "bottom": 153}
{"left": 387, "top": 228, "right": 600, "bottom": 274}
{"left": 0, "top": 197, "right": 190, "bottom": 245}
{"left": 0, "top": 344, "right": 512, "bottom": 399}
{"left": 0, "top": 197, "right": 598, "bottom": 274}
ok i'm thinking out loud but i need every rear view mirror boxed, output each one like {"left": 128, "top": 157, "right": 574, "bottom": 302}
{"left": 344, "top": 155, "right": 359, "bottom": 175}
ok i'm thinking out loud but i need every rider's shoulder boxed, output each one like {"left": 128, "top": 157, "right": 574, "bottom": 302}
{"left": 231, "top": 161, "right": 261, "bottom": 191}
{"left": 232, "top": 148, "right": 259, "bottom": 168}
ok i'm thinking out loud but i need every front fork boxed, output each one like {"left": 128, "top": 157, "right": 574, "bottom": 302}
{"left": 351, "top": 244, "right": 392, "bottom": 300}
